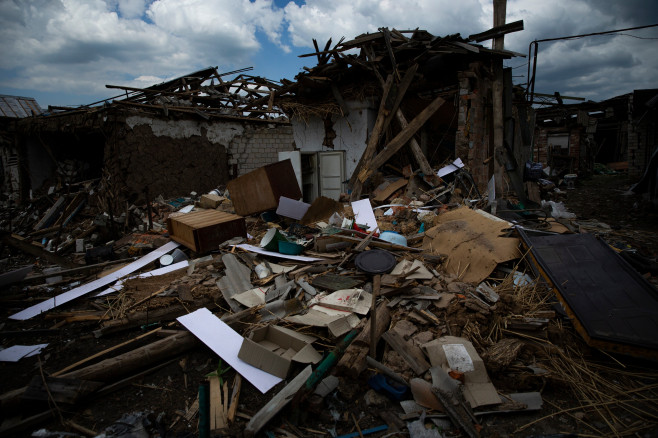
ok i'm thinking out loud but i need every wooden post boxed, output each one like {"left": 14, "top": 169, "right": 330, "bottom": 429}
{"left": 370, "top": 275, "right": 381, "bottom": 357}
{"left": 493, "top": 0, "right": 507, "bottom": 195}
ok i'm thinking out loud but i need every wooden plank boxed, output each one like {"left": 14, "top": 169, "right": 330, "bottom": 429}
{"left": 52, "top": 327, "right": 163, "bottom": 377}
{"left": 349, "top": 74, "right": 394, "bottom": 191}
{"left": 228, "top": 374, "right": 242, "bottom": 422}
{"left": 393, "top": 108, "right": 435, "bottom": 178}
{"left": 3, "top": 234, "right": 78, "bottom": 269}
{"left": 244, "top": 365, "right": 312, "bottom": 437}
{"left": 208, "top": 375, "right": 226, "bottom": 432}
{"left": 381, "top": 330, "right": 430, "bottom": 375}
{"left": 22, "top": 376, "right": 103, "bottom": 405}
{"left": 468, "top": 19, "right": 524, "bottom": 42}
{"left": 380, "top": 64, "right": 419, "bottom": 140}
{"left": 361, "top": 95, "right": 445, "bottom": 182}
{"left": 370, "top": 275, "right": 381, "bottom": 357}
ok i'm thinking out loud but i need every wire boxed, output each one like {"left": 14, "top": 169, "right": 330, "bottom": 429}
{"left": 533, "top": 23, "right": 658, "bottom": 43}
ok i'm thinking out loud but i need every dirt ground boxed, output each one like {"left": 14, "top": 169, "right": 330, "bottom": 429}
{"left": 1, "top": 174, "right": 658, "bottom": 438}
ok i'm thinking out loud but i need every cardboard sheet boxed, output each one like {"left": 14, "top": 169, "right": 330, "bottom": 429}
{"left": 10, "top": 241, "right": 180, "bottom": 320}
{"left": 232, "top": 287, "right": 268, "bottom": 308}
{"left": 423, "top": 336, "right": 500, "bottom": 408}
{"left": 390, "top": 259, "right": 433, "bottom": 280}
{"left": 238, "top": 325, "right": 321, "bottom": 379}
{"left": 177, "top": 308, "right": 282, "bottom": 393}
{"left": 311, "top": 289, "right": 372, "bottom": 315}
{"left": 351, "top": 199, "right": 378, "bottom": 232}
{"left": 422, "top": 207, "right": 519, "bottom": 284}
{"left": 234, "top": 244, "right": 323, "bottom": 262}
{"left": 0, "top": 343, "right": 48, "bottom": 362}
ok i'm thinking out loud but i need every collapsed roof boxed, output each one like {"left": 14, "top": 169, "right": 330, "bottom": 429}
{"left": 47, "top": 66, "right": 289, "bottom": 123}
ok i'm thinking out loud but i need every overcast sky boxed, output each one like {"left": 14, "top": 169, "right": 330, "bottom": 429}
{"left": 0, "top": 0, "right": 656, "bottom": 108}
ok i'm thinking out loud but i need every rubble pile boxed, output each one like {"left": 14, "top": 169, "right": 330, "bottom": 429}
{"left": 1, "top": 155, "right": 658, "bottom": 438}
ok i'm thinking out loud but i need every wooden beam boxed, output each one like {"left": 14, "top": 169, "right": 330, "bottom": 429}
{"left": 360, "top": 95, "right": 445, "bottom": 181}
{"left": 381, "top": 330, "right": 430, "bottom": 375}
{"left": 393, "top": 108, "right": 435, "bottom": 177}
{"left": 3, "top": 234, "right": 78, "bottom": 269}
{"left": 381, "top": 64, "right": 420, "bottom": 142}
{"left": 244, "top": 365, "right": 312, "bottom": 437}
{"left": 349, "top": 74, "right": 394, "bottom": 192}
{"left": 468, "top": 20, "right": 524, "bottom": 42}
{"left": 492, "top": 0, "right": 507, "bottom": 195}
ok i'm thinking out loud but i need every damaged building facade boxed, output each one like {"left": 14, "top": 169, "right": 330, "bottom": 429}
{"left": 533, "top": 89, "right": 658, "bottom": 179}
{"left": 276, "top": 27, "right": 526, "bottom": 200}
{"left": 1, "top": 68, "right": 295, "bottom": 206}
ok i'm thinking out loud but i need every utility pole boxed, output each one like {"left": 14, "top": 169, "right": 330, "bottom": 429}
{"left": 492, "top": 0, "right": 507, "bottom": 197}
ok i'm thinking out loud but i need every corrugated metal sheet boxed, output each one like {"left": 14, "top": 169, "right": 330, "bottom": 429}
{"left": 0, "top": 95, "right": 42, "bottom": 118}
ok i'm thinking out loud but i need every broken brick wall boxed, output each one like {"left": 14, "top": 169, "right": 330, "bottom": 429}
{"left": 228, "top": 124, "right": 294, "bottom": 176}
{"left": 628, "top": 113, "right": 658, "bottom": 180}
{"left": 106, "top": 115, "right": 293, "bottom": 204}
{"left": 533, "top": 127, "right": 582, "bottom": 174}
{"left": 455, "top": 63, "right": 493, "bottom": 191}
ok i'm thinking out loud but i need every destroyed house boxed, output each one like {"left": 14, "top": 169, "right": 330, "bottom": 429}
{"left": 533, "top": 89, "right": 658, "bottom": 179}
{"left": 272, "top": 27, "right": 525, "bottom": 199}
{"left": 3, "top": 67, "right": 296, "bottom": 207}
{"left": 0, "top": 95, "right": 43, "bottom": 201}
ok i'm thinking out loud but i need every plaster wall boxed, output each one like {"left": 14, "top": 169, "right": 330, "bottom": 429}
{"left": 291, "top": 100, "right": 377, "bottom": 179}
{"left": 109, "top": 117, "right": 294, "bottom": 202}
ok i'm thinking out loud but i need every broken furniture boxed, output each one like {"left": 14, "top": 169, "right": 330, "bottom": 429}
{"left": 227, "top": 159, "right": 302, "bottom": 216}
{"left": 167, "top": 209, "right": 247, "bottom": 253}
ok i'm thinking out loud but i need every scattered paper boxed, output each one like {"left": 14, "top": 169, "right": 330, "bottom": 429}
{"left": 437, "top": 158, "right": 465, "bottom": 178}
{"left": 10, "top": 241, "right": 180, "bottom": 320}
{"left": 0, "top": 343, "right": 48, "bottom": 362}
{"left": 276, "top": 196, "right": 310, "bottom": 220}
{"left": 177, "top": 308, "right": 282, "bottom": 393}
{"left": 442, "top": 344, "right": 475, "bottom": 372}
{"left": 351, "top": 199, "right": 378, "bottom": 232}
{"left": 311, "top": 289, "right": 372, "bottom": 315}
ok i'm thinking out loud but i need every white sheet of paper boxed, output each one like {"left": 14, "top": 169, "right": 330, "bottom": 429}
{"left": 234, "top": 244, "right": 322, "bottom": 262}
{"left": 443, "top": 343, "right": 475, "bottom": 372}
{"left": 10, "top": 241, "right": 180, "bottom": 320}
{"left": 437, "top": 158, "right": 465, "bottom": 178}
{"left": 96, "top": 260, "right": 189, "bottom": 296}
{"left": 177, "top": 308, "right": 282, "bottom": 393}
{"left": 276, "top": 196, "right": 310, "bottom": 220}
{"left": 0, "top": 343, "right": 48, "bottom": 362}
{"left": 351, "top": 199, "right": 378, "bottom": 232}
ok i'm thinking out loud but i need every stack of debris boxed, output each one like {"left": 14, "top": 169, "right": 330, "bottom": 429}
{"left": 1, "top": 155, "right": 657, "bottom": 438}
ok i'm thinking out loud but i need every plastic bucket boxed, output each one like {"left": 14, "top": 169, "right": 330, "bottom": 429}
{"left": 260, "top": 228, "right": 285, "bottom": 252}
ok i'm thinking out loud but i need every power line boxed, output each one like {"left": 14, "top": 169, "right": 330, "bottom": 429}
{"left": 526, "top": 23, "right": 658, "bottom": 105}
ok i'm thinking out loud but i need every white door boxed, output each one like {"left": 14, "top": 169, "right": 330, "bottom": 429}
{"left": 318, "top": 151, "right": 345, "bottom": 200}
{"left": 278, "top": 151, "right": 302, "bottom": 194}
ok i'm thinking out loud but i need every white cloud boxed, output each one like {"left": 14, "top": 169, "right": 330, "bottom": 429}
{"left": 283, "top": 0, "right": 489, "bottom": 49}
{"left": 0, "top": 0, "right": 654, "bottom": 106}
{"left": 117, "top": 0, "right": 149, "bottom": 19}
